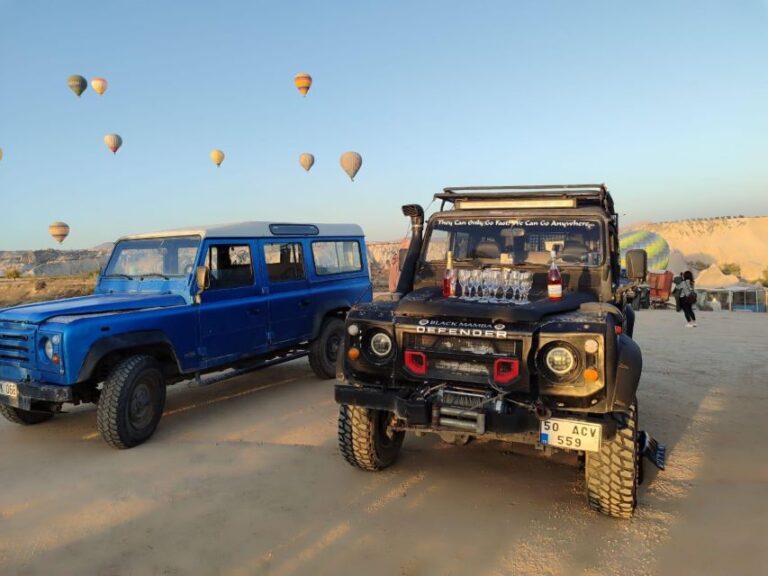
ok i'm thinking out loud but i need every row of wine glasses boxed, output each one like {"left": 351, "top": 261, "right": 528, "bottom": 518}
{"left": 455, "top": 268, "right": 533, "bottom": 304}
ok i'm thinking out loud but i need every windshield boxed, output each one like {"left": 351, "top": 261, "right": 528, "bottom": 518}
{"left": 423, "top": 217, "right": 604, "bottom": 267}
{"left": 104, "top": 236, "right": 201, "bottom": 278}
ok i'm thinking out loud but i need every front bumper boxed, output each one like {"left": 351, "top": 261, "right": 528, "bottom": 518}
{"left": 335, "top": 383, "right": 542, "bottom": 435}
{"left": 0, "top": 380, "right": 73, "bottom": 411}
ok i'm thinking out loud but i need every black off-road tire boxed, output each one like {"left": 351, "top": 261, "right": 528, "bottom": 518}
{"left": 0, "top": 405, "right": 54, "bottom": 425}
{"left": 338, "top": 404, "right": 404, "bottom": 471}
{"left": 585, "top": 400, "right": 639, "bottom": 519}
{"left": 97, "top": 355, "right": 166, "bottom": 449}
{"left": 309, "top": 317, "right": 345, "bottom": 379}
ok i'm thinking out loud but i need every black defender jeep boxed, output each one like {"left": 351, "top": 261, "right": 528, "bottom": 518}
{"left": 335, "top": 184, "right": 664, "bottom": 518}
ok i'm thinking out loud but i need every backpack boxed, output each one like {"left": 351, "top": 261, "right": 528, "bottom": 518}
{"left": 685, "top": 289, "right": 697, "bottom": 304}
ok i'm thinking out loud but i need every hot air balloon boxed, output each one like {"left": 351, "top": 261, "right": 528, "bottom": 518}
{"left": 91, "top": 77, "right": 108, "bottom": 95}
{"left": 68, "top": 75, "right": 87, "bottom": 97}
{"left": 294, "top": 72, "right": 312, "bottom": 97}
{"left": 104, "top": 133, "right": 123, "bottom": 154}
{"left": 620, "top": 230, "right": 670, "bottom": 271}
{"left": 48, "top": 221, "right": 70, "bottom": 244}
{"left": 0, "top": 148, "right": 3, "bottom": 162}
{"left": 299, "top": 153, "right": 315, "bottom": 172}
{"left": 339, "top": 151, "right": 362, "bottom": 181}
{"left": 210, "top": 149, "right": 225, "bottom": 167}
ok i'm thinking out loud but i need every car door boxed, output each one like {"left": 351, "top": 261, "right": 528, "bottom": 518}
{"left": 260, "top": 239, "right": 313, "bottom": 345}
{"left": 197, "top": 239, "right": 268, "bottom": 367}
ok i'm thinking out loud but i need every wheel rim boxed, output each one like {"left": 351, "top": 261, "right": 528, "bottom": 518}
{"left": 325, "top": 332, "right": 341, "bottom": 363}
{"left": 128, "top": 378, "right": 155, "bottom": 431}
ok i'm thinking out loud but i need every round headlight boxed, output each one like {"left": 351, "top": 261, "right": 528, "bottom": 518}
{"left": 43, "top": 338, "right": 54, "bottom": 360}
{"left": 369, "top": 332, "right": 393, "bottom": 358}
{"left": 545, "top": 346, "right": 576, "bottom": 376}
{"left": 347, "top": 324, "right": 360, "bottom": 336}
{"left": 584, "top": 339, "right": 599, "bottom": 354}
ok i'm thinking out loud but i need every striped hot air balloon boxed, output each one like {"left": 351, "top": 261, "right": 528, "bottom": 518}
{"left": 104, "top": 133, "right": 122, "bottom": 154}
{"left": 210, "top": 149, "right": 225, "bottom": 167}
{"left": 294, "top": 72, "right": 312, "bottom": 97}
{"left": 299, "top": 153, "right": 314, "bottom": 172}
{"left": 339, "top": 151, "right": 362, "bottom": 181}
{"left": 91, "top": 77, "right": 108, "bottom": 95}
{"left": 68, "top": 75, "right": 87, "bottom": 97}
{"left": 48, "top": 221, "right": 70, "bottom": 244}
{"left": 620, "top": 230, "right": 670, "bottom": 271}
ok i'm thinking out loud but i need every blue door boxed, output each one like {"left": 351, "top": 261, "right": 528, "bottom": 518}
{"left": 198, "top": 240, "right": 268, "bottom": 367}
{"left": 260, "top": 240, "right": 313, "bottom": 345}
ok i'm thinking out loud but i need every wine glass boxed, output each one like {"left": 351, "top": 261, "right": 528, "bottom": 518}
{"left": 500, "top": 269, "right": 511, "bottom": 301}
{"left": 510, "top": 270, "right": 521, "bottom": 304}
{"left": 487, "top": 269, "right": 500, "bottom": 303}
{"left": 457, "top": 269, "right": 470, "bottom": 299}
{"left": 520, "top": 272, "right": 533, "bottom": 303}
{"left": 469, "top": 269, "right": 481, "bottom": 300}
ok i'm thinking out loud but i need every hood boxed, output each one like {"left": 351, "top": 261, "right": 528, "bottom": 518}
{"left": 395, "top": 287, "right": 597, "bottom": 324}
{"left": 0, "top": 293, "right": 187, "bottom": 324}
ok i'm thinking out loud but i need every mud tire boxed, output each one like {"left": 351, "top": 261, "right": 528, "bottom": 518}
{"left": 97, "top": 355, "right": 166, "bottom": 449}
{"left": 309, "top": 317, "right": 345, "bottom": 380}
{"left": 585, "top": 400, "right": 639, "bottom": 519}
{"left": 338, "top": 404, "right": 404, "bottom": 471}
{"left": 0, "top": 405, "right": 54, "bottom": 425}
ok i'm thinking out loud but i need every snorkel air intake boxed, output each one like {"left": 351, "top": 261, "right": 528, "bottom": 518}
{"left": 395, "top": 204, "right": 425, "bottom": 295}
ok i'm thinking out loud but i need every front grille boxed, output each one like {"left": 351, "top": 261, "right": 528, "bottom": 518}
{"left": 401, "top": 332, "right": 523, "bottom": 385}
{"left": 0, "top": 327, "right": 35, "bottom": 367}
{"left": 403, "top": 333, "right": 519, "bottom": 356}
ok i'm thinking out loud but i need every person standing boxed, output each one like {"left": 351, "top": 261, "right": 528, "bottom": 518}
{"left": 678, "top": 270, "right": 697, "bottom": 327}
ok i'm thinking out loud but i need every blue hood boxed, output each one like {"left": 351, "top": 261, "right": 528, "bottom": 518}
{"left": 0, "top": 293, "right": 187, "bottom": 324}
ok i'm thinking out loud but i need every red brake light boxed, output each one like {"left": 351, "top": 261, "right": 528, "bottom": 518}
{"left": 404, "top": 350, "right": 427, "bottom": 375}
{"left": 493, "top": 358, "right": 519, "bottom": 384}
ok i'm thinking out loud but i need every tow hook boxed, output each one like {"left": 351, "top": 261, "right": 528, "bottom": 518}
{"left": 534, "top": 401, "right": 552, "bottom": 421}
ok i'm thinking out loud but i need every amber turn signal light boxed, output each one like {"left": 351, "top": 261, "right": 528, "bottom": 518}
{"left": 347, "top": 347, "right": 360, "bottom": 361}
{"left": 583, "top": 368, "right": 599, "bottom": 382}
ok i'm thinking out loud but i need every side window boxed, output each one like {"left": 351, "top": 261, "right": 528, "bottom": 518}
{"left": 206, "top": 244, "right": 254, "bottom": 289}
{"left": 312, "top": 241, "right": 362, "bottom": 275}
{"left": 264, "top": 242, "right": 306, "bottom": 282}
{"left": 425, "top": 229, "right": 449, "bottom": 262}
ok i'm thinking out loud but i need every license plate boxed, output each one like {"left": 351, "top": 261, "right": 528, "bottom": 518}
{"left": 0, "top": 381, "right": 19, "bottom": 398}
{"left": 540, "top": 418, "right": 602, "bottom": 452}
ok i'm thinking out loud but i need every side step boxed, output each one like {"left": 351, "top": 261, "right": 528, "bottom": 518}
{"left": 191, "top": 350, "right": 309, "bottom": 388}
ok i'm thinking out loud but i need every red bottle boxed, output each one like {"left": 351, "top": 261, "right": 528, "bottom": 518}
{"left": 547, "top": 250, "right": 563, "bottom": 300}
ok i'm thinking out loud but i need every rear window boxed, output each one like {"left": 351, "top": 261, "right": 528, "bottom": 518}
{"left": 312, "top": 241, "right": 362, "bottom": 275}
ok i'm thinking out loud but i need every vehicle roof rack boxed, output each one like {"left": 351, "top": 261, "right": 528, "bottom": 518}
{"left": 435, "top": 184, "right": 615, "bottom": 215}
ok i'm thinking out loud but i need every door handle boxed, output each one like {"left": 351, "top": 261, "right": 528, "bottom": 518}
{"left": 248, "top": 308, "right": 261, "bottom": 315}
{"left": 299, "top": 299, "right": 310, "bottom": 307}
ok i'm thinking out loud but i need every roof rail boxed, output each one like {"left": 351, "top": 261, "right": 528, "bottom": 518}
{"left": 434, "top": 183, "right": 614, "bottom": 215}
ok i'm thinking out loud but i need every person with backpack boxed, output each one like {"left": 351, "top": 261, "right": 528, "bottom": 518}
{"left": 677, "top": 270, "right": 697, "bottom": 327}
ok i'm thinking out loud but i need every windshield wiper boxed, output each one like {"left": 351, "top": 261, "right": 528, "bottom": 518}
{"left": 105, "top": 274, "right": 133, "bottom": 280}
{"left": 140, "top": 273, "right": 170, "bottom": 280}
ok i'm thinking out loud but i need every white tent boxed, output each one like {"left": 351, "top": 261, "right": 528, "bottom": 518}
{"left": 694, "top": 266, "right": 766, "bottom": 312}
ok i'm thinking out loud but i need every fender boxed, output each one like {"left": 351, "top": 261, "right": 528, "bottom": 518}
{"left": 311, "top": 299, "right": 351, "bottom": 339}
{"left": 623, "top": 304, "right": 636, "bottom": 338}
{"left": 611, "top": 333, "right": 642, "bottom": 412}
{"left": 77, "top": 330, "right": 182, "bottom": 383}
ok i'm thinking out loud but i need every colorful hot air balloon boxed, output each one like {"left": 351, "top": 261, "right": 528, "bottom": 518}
{"left": 0, "top": 147, "right": 3, "bottom": 162}
{"left": 294, "top": 72, "right": 312, "bottom": 97}
{"left": 104, "top": 134, "right": 123, "bottom": 154}
{"left": 339, "top": 151, "right": 362, "bottom": 181}
{"left": 210, "top": 149, "right": 225, "bottom": 167}
{"left": 91, "top": 77, "right": 108, "bottom": 95}
{"left": 48, "top": 221, "right": 70, "bottom": 244}
{"left": 299, "top": 153, "right": 315, "bottom": 172}
{"left": 620, "top": 230, "right": 670, "bottom": 271}
{"left": 68, "top": 75, "right": 87, "bottom": 97}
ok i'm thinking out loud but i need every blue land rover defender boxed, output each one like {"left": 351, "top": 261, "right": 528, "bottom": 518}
{"left": 0, "top": 221, "right": 371, "bottom": 448}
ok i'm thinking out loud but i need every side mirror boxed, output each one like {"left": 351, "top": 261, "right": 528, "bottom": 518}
{"left": 196, "top": 266, "right": 211, "bottom": 292}
{"left": 397, "top": 248, "right": 408, "bottom": 271}
{"left": 625, "top": 249, "right": 647, "bottom": 281}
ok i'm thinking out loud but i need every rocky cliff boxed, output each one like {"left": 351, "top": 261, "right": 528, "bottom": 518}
{"left": 0, "top": 248, "right": 111, "bottom": 278}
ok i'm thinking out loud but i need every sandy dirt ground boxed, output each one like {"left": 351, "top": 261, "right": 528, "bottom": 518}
{"left": 1, "top": 310, "right": 767, "bottom": 576}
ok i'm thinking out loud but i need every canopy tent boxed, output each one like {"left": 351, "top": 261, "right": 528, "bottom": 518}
{"left": 693, "top": 266, "right": 766, "bottom": 312}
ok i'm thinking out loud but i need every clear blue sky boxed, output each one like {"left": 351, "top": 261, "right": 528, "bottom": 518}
{"left": 1, "top": 0, "right": 767, "bottom": 250}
